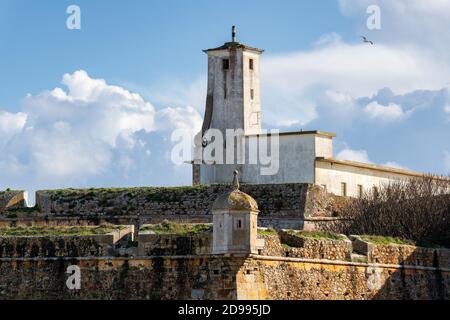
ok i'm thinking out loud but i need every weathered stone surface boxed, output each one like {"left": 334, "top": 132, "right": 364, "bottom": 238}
{"left": 0, "top": 191, "right": 27, "bottom": 216}
{"left": 351, "top": 236, "right": 450, "bottom": 268}
{"left": 0, "top": 226, "right": 133, "bottom": 258}
{"left": 280, "top": 231, "right": 352, "bottom": 261}
{"left": 137, "top": 233, "right": 212, "bottom": 256}
{"left": 0, "top": 256, "right": 246, "bottom": 300}
{"left": 33, "top": 184, "right": 332, "bottom": 220}
{"left": 242, "top": 257, "right": 450, "bottom": 300}
{"left": 0, "top": 255, "right": 448, "bottom": 300}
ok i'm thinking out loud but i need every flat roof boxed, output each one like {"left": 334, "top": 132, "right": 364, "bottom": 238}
{"left": 245, "top": 130, "right": 336, "bottom": 138}
{"left": 316, "top": 157, "right": 450, "bottom": 180}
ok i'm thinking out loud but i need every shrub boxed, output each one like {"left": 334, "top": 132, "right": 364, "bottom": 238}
{"left": 324, "top": 176, "right": 450, "bottom": 247}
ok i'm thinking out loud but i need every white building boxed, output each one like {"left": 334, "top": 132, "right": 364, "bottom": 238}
{"left": 192, "top": 27, "right": 434, "bottom": 197}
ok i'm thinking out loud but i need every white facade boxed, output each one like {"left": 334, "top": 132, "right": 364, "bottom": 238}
{"left": 194, "top": 30, "right": 432, "bottom": 197}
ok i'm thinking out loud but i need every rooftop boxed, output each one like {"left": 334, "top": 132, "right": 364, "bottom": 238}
{"left": 316, "top": 157, "right": 450, "bottom": 180}
{"left": 245, "top": 130, "right": 336, "bottom": 138}
{"left": 203, "top": 41, "right": 264, "bottom": 54}
{"left": 203, "top": 26, "right": 264, "bottom": 54}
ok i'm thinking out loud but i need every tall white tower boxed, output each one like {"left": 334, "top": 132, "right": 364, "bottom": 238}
{"left": 194, "top": 27, "right": 264, "bottom": 185}
{"left": 202, "top": 26, "right": 263, "bottom": 137}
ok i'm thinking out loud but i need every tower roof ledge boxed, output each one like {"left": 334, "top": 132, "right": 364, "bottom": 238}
{"left": 203, "top": 42, "right": 264, "bottom": 54}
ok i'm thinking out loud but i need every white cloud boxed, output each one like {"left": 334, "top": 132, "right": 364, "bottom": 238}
{"left": 383, "top": 162, "right": 408, "bottom": 170}
{"left": 336, "top": 149, "right": 371, "bottom": 163}
{"left": 263, "top": 41, "right": 449, "bottom": 98}
{"left": 338, "top": 0, "right": 450, "bottom": 60}
{"left": 0, "top": 111, "right": 27, "bottom": 146}
{"left": 364, "top": 101, "right": 408, "bottom": 122}
{"left": 0, "top": 70, "right": 202, "bottom": 195}
{"left": 261, "top": 39, "right": 450, "bottom": 127}
{"left": 336, "top": 148, "right": 410, "bottom": 171}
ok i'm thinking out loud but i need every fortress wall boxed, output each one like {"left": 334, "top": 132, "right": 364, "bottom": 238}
{"left": 137, "top": 233, "right": 212, "bottom": 256}
{"left": 34, "top": 184, "right": 321, "bottom": 219}
{"left": 0, "top": 191, "right": 27, "bottom": 216}
{"left": 0, "top": 256, "right": 245, "bottom": 300}
{"left": 0, "top": 227, "right": 133, "bottom": 258}
{"left": 352, "top": 236, "right": 450, "bottom": 268}
{"left": 242, "top": 256, "right": 450, "bottom": 300}
{"left": 0, "top": 255, "right": 448, "bottom": 300}
{"left": 279, "top": 231, "right": 352, "bottom": 261}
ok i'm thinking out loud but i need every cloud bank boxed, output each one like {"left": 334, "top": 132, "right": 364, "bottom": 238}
{"left": 0, "top": 71, "right": 202, "bottom": 202}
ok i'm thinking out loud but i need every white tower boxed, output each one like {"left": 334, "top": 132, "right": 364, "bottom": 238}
{"left": 194, "top": 27, "right": 264, "bottom": 185}
{"left": 202, "top": 26, "right": 263, "bottom": 137}
{"left": 212, "top": 170, "right": 259, "bottom": 255}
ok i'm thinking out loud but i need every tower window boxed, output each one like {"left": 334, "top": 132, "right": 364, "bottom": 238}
{"left": 341, "top": 182, "right": 347, "bottom": 197}
{"left": 250, "top": 89, "right": 254, "bottom": 100}
{"left": 249, "top": 59, "right": 254, "bottom": 70}
{"left": 235, "top": 218, "right": 244, "bottom": 230}
{"left": 222, "top": 59, "right": 230, "bottom": 70}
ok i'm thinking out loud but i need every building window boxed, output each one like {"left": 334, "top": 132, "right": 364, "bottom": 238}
{"left": 357, "top": 185, "right": 363, "bottom": 198}
{"left": 249, "top": 59, "right": 254, "bottom": 70}
{"left": 372, "top": 186, "right": 379, "bottom": 197}
{"left": 341, "top": 182, "right": 347, "bottom": 197}
{"left": 250, "top": 89, "right": 254, "bottom": 100}
{"left": 222, "top": 59, "right": 230, "bottom": 70}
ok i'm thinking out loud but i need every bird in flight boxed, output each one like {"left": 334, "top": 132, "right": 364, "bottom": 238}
{"left": 361, "top": 36, "right": 374, "bottom": 45}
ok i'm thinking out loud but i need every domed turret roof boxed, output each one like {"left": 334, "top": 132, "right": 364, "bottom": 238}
{"left": 212, "top": 171, "right": 259, "bottom": 212}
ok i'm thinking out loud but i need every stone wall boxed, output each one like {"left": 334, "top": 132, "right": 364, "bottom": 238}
{"left": 0, "top": 256, "right": 246, "bottom": 300}
{"left": 137, "top": 232, "right": 212, "bottom": 256}
{"left": 0, "top": 227, "right": 133, "bottom": 258}
{"left": 34, "top": 184, "right": 334, "bottom": 220}
{"left": 0, "top": 255, "right": 448, "bottom": 300}
{"left": 0, "top": 191, "right": 26, "bottom": 216}
{"left": 242, "top": 256, "right": 450, "bottom": 300}
{"left": 352, "top": 236, "right": 450, "bottom": 268}
{"left": 279, "top": 231, "right": 352, "bottom": 261}
{"left": 256, "top": 233, "right": 284, "bottom": 257}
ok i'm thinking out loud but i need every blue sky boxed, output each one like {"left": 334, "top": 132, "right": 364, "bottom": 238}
{"left": 0, "top": 0, "right": 449, "bottom": 201}
{"left": 0, "top": 0, "right": 352, "bottom": 109}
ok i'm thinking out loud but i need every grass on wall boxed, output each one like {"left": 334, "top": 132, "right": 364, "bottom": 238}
{"left": 359, "top": 235, "right": 416, "bottom": 246}
{"left": 140, "top": 221, "right": 212, "bottom": 236}
{"left": 289, "top": 230, "right": 346, "bottom": 241}
{"left": 258, "top": 228, "right": 278, "bottom": 236}
{"left": 0, "top": 225, "right": 125, "bottom": 237}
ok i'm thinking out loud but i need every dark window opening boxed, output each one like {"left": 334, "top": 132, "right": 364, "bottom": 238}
{"left": 249, "top": 59, "right": 254, "bottom": 70}
{"left": 223, "top": 59, "right": 230, "bottom": 70}
{"left": 238, "top": 219, "right": 242, "bottom": 228}
{"left": 250, "top": 89, "right": 254, "bottom": 100}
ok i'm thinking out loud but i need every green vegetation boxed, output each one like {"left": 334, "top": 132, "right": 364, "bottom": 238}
{"left": 0, "top": 188, "right": 16, "bottom": 196}
{"left": 289, "top": 230, "right": 346, "bottom": 241}
{"left": 360, "top": 235, "right": 416, "bottom": 246}
{"left": 258, "top": 228, "right": 277, "bottom": 236}
{"left": 6, "top": 206, "right": 39, "bottom": 214}
{"left": 140, "top": 221, "right": 212, "bottom": 236}
{"left": 0, "top": 225, "right": 124, "bottom": 237}
{"left": 45, "top": 186, "right": 208, "bottom": 203}
{"left": 126, "top": 240, "right": 138, "bottom": 248}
